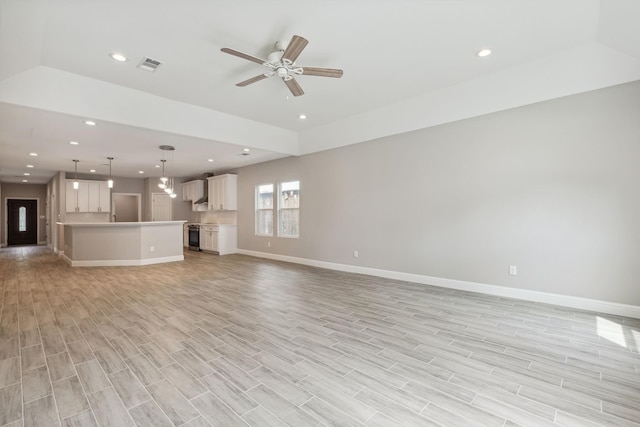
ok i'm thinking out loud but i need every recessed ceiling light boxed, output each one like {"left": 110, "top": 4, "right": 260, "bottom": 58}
{"left": 69, "top": 141, "right": 79, "bottom": 145}
{"left": 90, "top": 169, "right": 96, "bottom": 173}
{"left": 477, "top": 48, "right": 492, "bottom": 57}
{"left": 298, "top": 114, "right": 307, "bottom": 120}
{"left": 154, "top": 164, "right": 160, "bottom": 168}
{"left": 207, "top": 159, "right": 214, "bottom": 162}
{"left": 84, "top": 120, "right": 96, "bottom": 126}
{"left": 243, "top": 148, "right": 251, "bottom": 152}
{"left": 24, "top": 172, "right": 30, "bottom": 176}
{"left": 22, "top": 179, "right": 28, "bottom": 183}
{"left": 110, "top": 52, "right": 128, "bottom": 62}
{"left": 26, "top": 164, "right": 34, "bottom": 168}
{"left": 138, "top": 170, "right": 144, "bottom": 174}
{"left": 29, "top": 152, "right": 38, "bottom": 156}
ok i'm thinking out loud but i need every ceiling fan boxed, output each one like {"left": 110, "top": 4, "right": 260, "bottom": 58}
{"left": 221, "top": 35, "right": 343, "bottom": 97}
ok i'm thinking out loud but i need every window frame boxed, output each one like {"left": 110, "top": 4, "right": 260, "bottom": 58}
{"left": 255, "top": 183, "right": 274, "bottom": 236}
{"left": 277, "top": 180, "right": 300, "bottom": 239}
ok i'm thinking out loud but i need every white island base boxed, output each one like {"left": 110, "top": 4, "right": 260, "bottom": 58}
{"left": 60, "top": 221, "right": 186, "bottom": 267}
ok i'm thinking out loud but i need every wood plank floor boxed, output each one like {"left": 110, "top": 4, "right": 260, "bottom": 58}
{"left": 1, "top": 246, "right": 639, "bottom": 427}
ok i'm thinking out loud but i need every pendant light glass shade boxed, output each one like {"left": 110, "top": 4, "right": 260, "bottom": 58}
{"left": 73, "top": 160, "right": 79, "bottom": 189}
{"left": 107, "top": 157, "right": 114, "bottom": 188}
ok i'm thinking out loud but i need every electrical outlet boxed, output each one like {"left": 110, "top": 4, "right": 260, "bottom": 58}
{"left": 353, "top": 250, "right": 359, "bottom": 258}
{"left": 150, "top": 246, "right": 155, "bottom": 252}
{"left": 509, "top": 265, "right": 517, "bottom": 276}
{"left": 267, "top": 242, "right": 271, "bottom": 248}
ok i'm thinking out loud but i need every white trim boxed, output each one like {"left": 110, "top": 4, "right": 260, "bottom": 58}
{"left": 64, "top": 254, "right": 184, "bottom": 267}
{"left": 237, "top": 249, "right": 640, "bottom": 319}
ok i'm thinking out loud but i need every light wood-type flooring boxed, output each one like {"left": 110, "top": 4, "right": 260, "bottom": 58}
{"left": 1, "top": 246, "right": 639, "bottom": 426}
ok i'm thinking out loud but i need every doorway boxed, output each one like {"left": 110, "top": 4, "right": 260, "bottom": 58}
{"left": 151, "top": 193, "right": 172, "bottom": 221}
{"left": 7, "top": 199, "right": 38, "bottom": 246}
{"left": 112, "top": 193, "right": 141, "bottom": 222}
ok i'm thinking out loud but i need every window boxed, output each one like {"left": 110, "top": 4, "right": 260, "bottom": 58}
{"left": 278, "top": 181, "right": 300, "bottom": 238}
{"left": 255, "top": 184, "right": 274, "bottom": 236}
{"left": 18, "top": 206, "right": 27, "bottom": 232}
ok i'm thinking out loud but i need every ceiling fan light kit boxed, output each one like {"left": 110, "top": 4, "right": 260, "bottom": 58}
{"left": 221, "top": 35, "right": 343, "bottom": 97}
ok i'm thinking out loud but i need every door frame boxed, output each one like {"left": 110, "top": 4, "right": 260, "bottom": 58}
{"left": 112, "top": 193, "right": 142, "bottom": 222}
{"left": 4, "top": 197, "right": 40, "bottom": 247}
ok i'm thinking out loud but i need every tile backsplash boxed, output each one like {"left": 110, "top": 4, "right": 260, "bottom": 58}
{"left": 198, "top": 210, "right": 237, "bottom": 225}
{"left": 65, "top": 212, "right": 111, "bottom": 223}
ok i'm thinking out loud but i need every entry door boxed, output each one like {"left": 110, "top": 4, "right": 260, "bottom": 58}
{"left": 151, "top": 193, "right": 171, "bottom": 221}
{"left": 7, "top": 199, "right": 38, "bottom": 246}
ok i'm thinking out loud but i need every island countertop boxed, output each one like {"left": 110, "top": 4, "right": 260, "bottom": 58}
{"left": 57, "top": 220, "right": 186, "bottom": 226}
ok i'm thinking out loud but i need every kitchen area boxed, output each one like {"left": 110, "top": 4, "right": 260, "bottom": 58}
{"left": 52, "top": 170, "right": 238, "bottom": 266}
{"left": 181, "top": 173, "right": 238, "bottom": 255}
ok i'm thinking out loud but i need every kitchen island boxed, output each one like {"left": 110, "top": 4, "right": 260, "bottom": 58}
{"left": 59, "top": 221, "right": 186, "bottom": 267}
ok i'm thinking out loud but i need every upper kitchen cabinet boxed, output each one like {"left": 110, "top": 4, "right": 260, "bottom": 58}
{"left": 66, "top": 180, "right": 110, "bottom": 213}
{"left": 207, "top": 174, "right": 237, "bottom": 211}
{"left": 181, "top": 180, "right": 204, "bottom": 202}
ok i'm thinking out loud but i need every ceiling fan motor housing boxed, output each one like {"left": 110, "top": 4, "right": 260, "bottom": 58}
{"left": 267, "top": 51, "right": 283, "bottom": 64}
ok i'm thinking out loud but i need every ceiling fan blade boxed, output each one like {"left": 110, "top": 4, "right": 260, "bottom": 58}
{"left": 301, "top": 67, "right": 344, "bottom": 78}
{"left": 284, "top": 77, "right": 304, "bottom": 97}
{"left": 236, "top": 74, "right": 270, "bottom": 87}
{"left": 281, "top": 35, "right": 308, "bottom": 64}
{"left": 221, "top": 47, "right": 266, "bottom": 65}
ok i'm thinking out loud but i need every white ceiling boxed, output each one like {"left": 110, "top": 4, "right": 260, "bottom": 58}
{"left": 1, "top": 0, "right": 640, "bottom": 184}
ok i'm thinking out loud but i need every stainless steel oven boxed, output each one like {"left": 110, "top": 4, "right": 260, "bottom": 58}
{"left": 188, "top": 224, "right": 201, "bottom": 251}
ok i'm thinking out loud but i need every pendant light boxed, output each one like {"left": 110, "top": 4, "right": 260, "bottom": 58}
{"left": 169, "top": 177, "right": 177, "bottom": 198}
{"left": 158, "top": 160, "right": 167, "bottom": 189}
{"left": 72, "top": 159, "right": 79, "bottom": 190}
{"left": 107, "top": 157, "right": 114, "bottom": 188}
{"left": 157, "top": 145, "right": 176, "bottom": 197}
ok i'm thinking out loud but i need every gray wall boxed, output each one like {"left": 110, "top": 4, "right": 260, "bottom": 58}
{"left": 172, "top": 177, "right": 198, "bottom": 222}
{"left": 237, "top": 80, "right": 640, "bottom": 306}
{"left": 1, "top": 183, "right": 48, "bottom": 244}
{"left": 113, "top": 194, "right": 139, "bottom": 222}
{"left": 143, "top": 177, "right": 194, "bottom": 222}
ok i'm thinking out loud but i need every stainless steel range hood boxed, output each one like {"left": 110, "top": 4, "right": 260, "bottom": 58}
{"left": 194, "top": 196, "right": 208, "bottom": 205}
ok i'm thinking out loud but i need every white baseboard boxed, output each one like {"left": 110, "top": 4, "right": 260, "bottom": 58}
{"left": 237, "top": 249, "right": 640, "bottom": 319}
{"left": 64, "top": 255, "right": 184, "bottom": 267}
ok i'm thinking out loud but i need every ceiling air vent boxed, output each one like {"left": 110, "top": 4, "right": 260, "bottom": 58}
{"left": 137, "top": 56, "right": 163, "bottom": 72}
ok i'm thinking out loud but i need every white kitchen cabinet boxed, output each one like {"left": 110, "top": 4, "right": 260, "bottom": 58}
{"left": 88, "top": 181, "right": 110, "bottom": 213}
{"left": 207, "top": 174, "right": 237, "bottom": 211}
{"left": 199, "top": 224, "right": 237, "bottom": 255}
{"left": 181, "top": 180, "right": 204, "bottom": 202}
{"left": 65, "top": 181, "right": 78, "bottom": 213}
{"left": 199, "top": 225, "right": 217, "bottom": 252}
{"left": 66, "top": 179, "right": 110, "bottom": 213}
